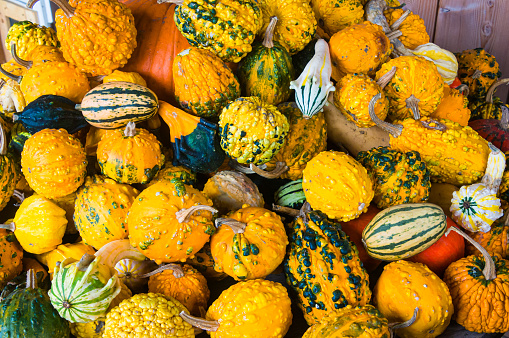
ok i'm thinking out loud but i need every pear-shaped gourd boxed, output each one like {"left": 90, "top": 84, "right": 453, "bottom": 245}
{"left": 450, "top": 143, "right": 505, "bottom": 232}
{"left": 290, "top": 39, "right": 335, "bottom": 118}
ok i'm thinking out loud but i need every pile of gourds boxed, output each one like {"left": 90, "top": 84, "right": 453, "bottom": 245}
{"left": 1, "top": 0, "right": 509, "bottom": 336}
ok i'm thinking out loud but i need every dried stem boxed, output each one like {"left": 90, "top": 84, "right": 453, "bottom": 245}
{"left": 175, "top": 205, "right": 217, "bottom": 223}
{"left": 471, "top": 69, "right": 483, "bottom": 79}
{"left": 88, "top": 75, "right": 106, "bottom": 83}
{"left": 446, "top": 226, "right": 496, "bottom": 280}
{"left": 500, "top": 106, "right": 509, "bottom": 130}
{"left": 390, "top": 10, "right": 411, "bottom": 30}
{"left": 28, "top": 0, "right": 75, "bottom": 16}
{"left": 76, "top": 253, "right": 96, "bottom": 272}
{"left": 376, "top": 66, "right": 397, "bottom": 89}
{"left": 456, "top": 84, "right": 470, "bottom": 97}
{"left": 138, "top": 263, "right": 184, "bottom": 279}
{"left": 420, "top": 119, "right": 447, "bottom": 132}
{"left": 249, "top": 162, "right": 289, "bottom": 179}
{"left": 0, "top": 123, "right": 6, "bottom": 156}
{"left": 215, "top": 218, "right": 246, "bottom": 234}
{"left": 0, "top": 223, "right": 15, "bottom": 232}
{"left": 272, "top": 204, "right": 300, "bottom": 217}
{"left": 368, "top": 93, "right": 403, "bottom": 137}
{"left": 406, "top": 95, "right": 421, "bottom": 120}
{"left": 262, "top": 16, "right": 278, "bottom": 49}
{"left": 179, "top": 311, "right": 219, "bottom": 332}
{"left": 228, "top": 158, "right": 267, "bottom": 174}
{"left": 11, "top": 44, "right": 32, "bottom": 69}
{"left": 12, "top": 190, "right": 25, "bottom": 206}
{"left": 386, "top": 30, "right": 403, "bottom": 41}
{"left": 124, "top": 121, "right": 137, "bottom": 137}
{"left": 0, "top": 64, "right": 22, "bottom": 83}
{"left": 156, "top": 0, "right": 183, "bottom": 4}
{"left": 26, "top": 269, "right": 37, "bottom": 289}
{"left": 485, "top": 78, "right": 509, "bottom": 104}
{"left": 388, "top": 307, "right": 418, "bottom": 338}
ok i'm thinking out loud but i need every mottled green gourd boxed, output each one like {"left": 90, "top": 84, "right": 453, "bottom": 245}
{"left": 357, "top": 147, "right": 431, "bottom": 209}
{"left": 237, "top": 16, "right": 295, "bottom": 106}
{"left": 284, "top": 209, "right": 371, "bottom": 325}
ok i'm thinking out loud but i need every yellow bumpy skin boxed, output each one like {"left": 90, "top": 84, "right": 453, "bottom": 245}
{"left": 302, "top": 150, "right": 374, "bottom": 221}
{"left": 334, "top": 73, "right": 389, "bottom": 128}
{"left": 390, "top": 118, "right": 490, "bottom": 186}
{"left": 6, "top": 21, "right": 59, "bottom": 59}
{"left": 103, "top": 293, "right": 195, "bottom": 337}
{"left": 206, "top": 279, "right": 293, "bottom": 338}
{"left": 258, "top": 0, "right": 317, "bottom": 54}
{"left": 374, "top": 260, "right": 454, "bottom": 338}
{"left": 54, "top": 0, "right": 137, "bottom": 76}
{"left": 376, "top": 56, "right": 444, "bottom": 121}
{"left": 174, "top": 0, "right": 262, "bottom": 63}
{"left": 384, "top": 8, "right": 429, "bottom": 50}
{"left": 219, "top": 97, "right": 289, "bottom": 165}
{"left": 310, "top": 0, "right": 364, "bottom": 37}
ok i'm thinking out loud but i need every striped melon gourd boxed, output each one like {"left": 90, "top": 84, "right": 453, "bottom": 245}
{"left": 362, "top": 203, "right": 447, "bottom": 261}
{"left": 79, "top": 82, "right": 158, "bottom": 129}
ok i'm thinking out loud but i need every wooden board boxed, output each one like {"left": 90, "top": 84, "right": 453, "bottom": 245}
{"left": 404, "top": 0, "right": 440, "bottom": 40}
{"left": 0, "top": 0, "right": 39, "bottom": 63}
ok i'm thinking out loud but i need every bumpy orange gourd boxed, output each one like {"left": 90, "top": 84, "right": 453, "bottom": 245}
{"left": 430, "top": 86, "right": 471, "bottom": 126}
{"left": 148, "top": 263, "right": 209, "bottom": 316}
{"left": 310, "top": 0, "right": 364, "bottom": 37}
{"left": 258, "top": 0, "right": 316, "bottom": 55}
{"left": 32, "top": 0, "right": 137, "bottom": 76}
{"left": 74, "top": 175, "right": 139, "bottom": 250}
{"left": 374, "top": 260, "right": 454, "bottom": 338}
{"left": 333, "top": 72, "right": 389, "bottom": 128}
{"left": 0, "top": 229, "right": 23, "bottom": 289}
{"left": 329, "top": 21, "right": 392, "bottom": 79}
{"left": 173, "top": 47, "right": 240, "bottom": 118}
{"left": 264, "top": 102, "right": 327, "bottom": 180}
{"left": 21, "top": 129, "right": 87, "bottom": 199}
{"left": 97, "top": 122, "right": 165, "bottom": 184}
{"left": 127, "top": 179, "right": 216, "bottom": 263}
{"left": 444, "top": 227, "right": 509, "bottom": 333}
{"left": 302, "top": 150, "right": 374, "bottom": 221}
{"left": 384, "top": 8, "right": 429, "bottom": 50}
{"left": 376, "top": 56, "right": 444, "bottom": 121}
{"left": 466, "top": 215, "right": 509, "bottom": 258}
{"left": 210, "top": 205, "right": 288, "bottom": 281}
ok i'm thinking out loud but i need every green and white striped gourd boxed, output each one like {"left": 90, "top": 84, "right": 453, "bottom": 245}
{"left": 289, "top": 39, "right": 335, "bottom": 118}
{"left": 362, "top": 203, "right": 447, "bottom": 261}
{"left": 49, "top": 253, "right": 121, "bottom": 323}
{"left": 274, "top": 179, "right": 306, "bottom": 209}
{"left": 79, "top": 82, "right": 158, "bottom": 129}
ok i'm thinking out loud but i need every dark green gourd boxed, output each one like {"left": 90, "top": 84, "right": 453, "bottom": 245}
{"left": 14, "top": 95, "right": 88, "bottom": 134}
{"left": 284, "top": 209, "right": 371, "bottom": 325}
{"left": 237, "top": 16, "right": 295, "bottom": 106}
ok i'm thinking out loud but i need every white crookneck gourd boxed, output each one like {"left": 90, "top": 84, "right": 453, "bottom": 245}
{"left": 450, "top": 143, "right": 505, "bottom": 232}
{"left": 289, "top": 39, "right": 335, "bottom": 118}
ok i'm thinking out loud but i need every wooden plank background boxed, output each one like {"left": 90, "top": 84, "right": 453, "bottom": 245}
{"left": 405, "top": 0, "right": 509, "bottom": 103}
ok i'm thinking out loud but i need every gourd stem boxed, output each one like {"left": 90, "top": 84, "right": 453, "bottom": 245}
{"left": 11, "top": 44, "right": 33, "bottom": 69}
{"left": 29, "top": 0, "right": 75, "bottom": 16}
{"left": 124, "top": 121, "right": 137, "bottom": 137}
{"left": 26, "top": 269, "right": 37, "bottom": 290}
{"left": 481, "top": 143, "right": 504, "bottom": 192}
{"left": 0, "top": 64, "right": 22, "bottom": 83}
{"left": 299, "top": 201, "right": 312, "bottom": 224}
{"left": 471, "top": 69, "right": 483, "bottom": 79}
{"left": 179, "top": 311, "right": 219, "bottom": 332}
{"left": 0, "top": 223, "right": 15, "bottom": 232}
{"left": 390, "top": 10, "right": 411, "bottom": 31}
{"left": 228, "top": 158, "right": 267, "bottom": 174}
{"left": 272, "top": 204, "right": 300, "bottom": 217}
{"left": 215, "top": 218, "right": 246, "bottom": 234}
{"left": 156, "top": 0, "right": 184, "bottom": 4}
{"left": 138, "top": 263, "right": 184, "bottom": 279}
{"left": 420, "top": 118, "right": 447, "bottom": 132}
{"left": 262, "top": 17, "right": 278, "bottom": 49}
{"left": 406, "top": 95, "right": 421, "bottom": 120}
{"left": 0, "top": 123, "right": 6, "bottom": 156}
{"left": 388, "top": 307, "right": 418, "bottom": 329}
{"left": 368, "top": 93, "right": 403, "bottom": 137}
{"left": 500, "top": 106, "right": 509, "bottom": 130}
{"left": 376, "top": 66, "right": 397, "bottom": 89}
{"left": 446, "top": 226, "right": 497, "bottom": 280}
{"left": 76, "top": 253, "right": 96, "bottom": 272}
{"left": 249, "top": 162, "right": 289, "bottom": 179}
{"left": 456, "top": 84, "right": 470, "bottom": 97}
{"left": 175, "top": 205, "right": 218, "bottom": 223}
{"left": 88, "top": 75, "right": 106, "bottom": 82}
{"left": 12, "top": 190, "right": 25, "bottom": 206}
{"left": 386, "top": 30, "right": 403, "bottom": 41}
{"left": 365, "top": 0, "right": 391, "bottom": 34}
{"left": 485, "top": 78, "right": 509, "bottom": 104}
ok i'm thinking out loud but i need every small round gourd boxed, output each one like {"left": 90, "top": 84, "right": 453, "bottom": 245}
{"left": 21, "top": 128, "right": 87, "bottom": 199}
{"left": 97, "top": 122, "right": 165, "bottom": 184}
{"left": 333, "top": 73, "right": 389, "bottom": 128}
{"left": 210, "top": 205, "right": 288, "bottom": 281}
{"left": 127, "top": 179, "right": 217, "bottom": 263}
{"left": 5, "top": 20, "right": 59, "bottom": 59}
{"left": 74, "top": 175, "right": 140, "bottom": 249}
{"left": 456, "top": 48, "right": 501, "bottom": 100}
{"left": 357, "top": 146, "right": 431, "bottom": 209}
{"left": 218, "top": 96, "right": 289, "bottom": 165}
{"left": 114, "top": 258, "right": 156, "bottom": 292}
{"left": 145, "top": 162, "right": 196, "bottom": 187}
{"left": 302, "top": 150, "right": 374, "bottom": 222}
{"left": 173, "top": 47, "right": 240, "bottom": 118}
{"left": 147, "top": 263, "right": 210, "bottom": 316}
{"left": 431, "top": 86, "right": 471, "bottom": 126}
{"left": 374, "top": 260, "right": 453, "bottom": 338}
{"left": 180, "top": 279, "right": 292, "bottom": 337}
